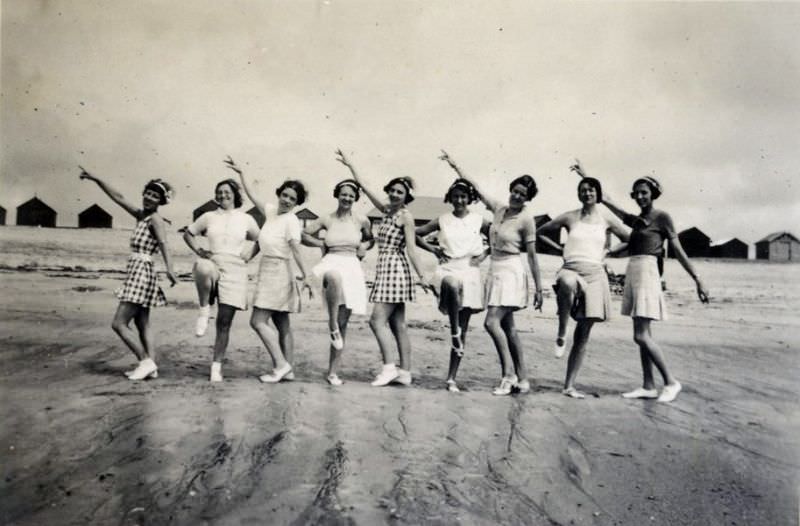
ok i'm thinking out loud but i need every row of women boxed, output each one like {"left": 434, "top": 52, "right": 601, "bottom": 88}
{"left": 79, "top": 151, "right": 708, "bottom": 402}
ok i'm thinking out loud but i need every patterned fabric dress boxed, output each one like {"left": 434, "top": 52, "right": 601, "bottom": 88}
{"left": 369, "top": 211, "right": 415, "bottom": 303}
{"left": 115, "top": 216, "right": 167, "bottom": 307}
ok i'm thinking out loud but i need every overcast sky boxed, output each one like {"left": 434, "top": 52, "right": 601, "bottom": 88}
{"left": 2, "top": 0, "right": 798, "bottom": 244}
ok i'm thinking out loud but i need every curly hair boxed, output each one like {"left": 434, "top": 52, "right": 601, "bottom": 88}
{"left": 333, "top": 179, "right": 360, "bottom": 201}
{"left": 444, "top": 179, "right": 479, "bottom": 204}
{"left": 383, "top": 176, "right": 415, "bottom": 204}
{"left": 215, "top": 178, "right": 243, "bottom": 208}
{"left": 275, "top": 179, "right": 308, "bottom": 206}
{"left": 509, "top": 174, "right": 537, "bottom": 201}
{"left": 143, "top": 179, "right": 174, "bottom": 205}
{"left": 631, "top": 176, "right": 662, "bottom": 200}
{"left": 578, "top": 177, "right": 603, "bottom": 203}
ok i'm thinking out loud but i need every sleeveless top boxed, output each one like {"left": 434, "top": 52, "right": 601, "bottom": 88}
{"left": 324, "top": 213, "right": 363, "bottom": 251}
{"left": 438, "top": 212, "right": 484, "bottom": 259}
{"left": 130, "top": 216, "right": 160, "bottom": 255}
{"left": 377, "top": 211, "right": 406, "bottom": 254}
{"left": 563, "top": 221, "right": 606, "bottom": 263}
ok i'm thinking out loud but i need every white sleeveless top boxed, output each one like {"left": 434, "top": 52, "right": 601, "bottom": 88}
{"left": 438, "top": 212, "right": 484, "bottom": 259}
{"left": 563, "top": 221, "right": 606, "bottom": 263}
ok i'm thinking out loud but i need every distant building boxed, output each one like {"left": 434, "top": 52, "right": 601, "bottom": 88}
{"left": 16, "top": 197, "right": 56, "bottom": 227}
{"left": 533, "top": 214, "right": 562, "bottom": 256}
{"left": 192, "top": 200, "right": 219, "bottom": 221}
{"left": 669, "top": 227, "right": 710, "bottom": 258}
{"left": 0, "top": 205, "right": 6, "bottom": 225}
{"left": 709, "top": 238, "right": 748, "bottom": 259}
{"left": 296, "top": 207, "right": 319, "bottom": 228}
{"left": 247, "top": 206, "right": 265, "bottom": 228}
{"left": 367, "top": 196, "right": 453, "bottom": 227}
{"left": 755, "top": 232, "right": 800, "bottom": 262}
{"left": 78, "top": 204, "right": 113, "bottom": 228}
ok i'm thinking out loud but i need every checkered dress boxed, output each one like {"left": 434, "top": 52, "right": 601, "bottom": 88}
{"left": 369, "top": 211, "right": 415, "bottom": 303}
{"left": 115, "top": 216, "right": 167, "bottom": 307}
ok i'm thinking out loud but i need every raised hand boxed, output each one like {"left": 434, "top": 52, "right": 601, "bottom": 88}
{"left": 223, "top": 155, "right": 242, "bottom": 176}
{"left": 569, "top": 159, "right": 587, "bottom": 178}
{"left": 438, "top": 149, "right": 459, "bottom": 173}
{"left": 78, "top": 165, "right": 94, "bottom": 181}
{"left": 335, "top": 148, "right": 353, "bottom": 168}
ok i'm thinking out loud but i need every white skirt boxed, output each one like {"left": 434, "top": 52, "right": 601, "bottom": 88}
{"left": 253, "top": 257, "right": 301, "bottom": 313}
{"left": 312, "top": 252, "right": 368, "bottom": 315}
{"left": 621, "top": 255, "right": 667, "bottom": 321}
{"left": 209, "top": 253, "right": 249, "bottom": 310}
{"left": 433, "top": 257, "right": 484, "bottom": 313}
{"left": 484, "top": 256, "right": 530, "bottom": 310}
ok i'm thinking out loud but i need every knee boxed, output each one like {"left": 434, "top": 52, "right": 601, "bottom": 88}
{"left": 441, "top": 276, "right": 459, "bottom": 294}
{"left": 484, "top": 317, "right": 500, "bottom": 333}
{"left": 323, "top": 271, "right": 342, "bottom": 289}
{"left": 111, "top": 319, "right": 124, "bottom": 333}
{"left": 217, "top": 317, "right": 233, "bottom": 332}
{"left": 194, "top": 259, "right": 216, "bottom": 279}
{"left": 557, "top": 274, "right": 578, "bottom": 295}
{"left": 249, "top": 316, "right": 263, "bottom": 332}
{"left": 633, "top": 331, "right": 649, "bottom": 347}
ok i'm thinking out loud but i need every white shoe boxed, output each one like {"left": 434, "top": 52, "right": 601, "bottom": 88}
{"left": 514, "top": 379, "right": 531, "bottom": 394}
{"left": 327, "top": 374, "right": 343, "bottom": 386}
{"left": 562, "top": 387, "right": 586, "bottom": 399}
{"left": 554, "top": 338, "right": 566, "bottom": 358}
{"left": 259, "top": 363, "right": 292, "bottom": 383}
{"left": 128, "top": 359, "right": 158, "bottom": 381}
{"left": 284, "top": 371, "right": 295, "bottom": 381}
{"left": 621, "top": 387, "right": 659, "bottom": 399}
{"left": 657, "top": 382, "right": 682, "bottom": 403}
{"left": 446, "top": 379, "right": 460, "bottom": 393}
{"left": 371, "top": 364, "right": 399, "bottom": 387}
{"left": 393, "top": 369, "right": 412, "bottom": 386}
{"left": 195, "top": 315, "right": 209, "bottom": 337}
{"left": 492, "top": 375, "right": 518, "bottom": 396}
{"left": 210, "top": 362, "right": 223, "bottom": 382}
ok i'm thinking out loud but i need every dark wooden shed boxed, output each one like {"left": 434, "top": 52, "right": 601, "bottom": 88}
{"left": 533, "top": 214, "right": 563, "bottom": 256}
{"left": 247, "top": 206, "right": 266, "bottom": 228}
{"left": 755, "top": 232, "right": 800, "bottom": 262}
{"left": 668, "top": 227, "right": 710, "bottom": 258}
{"left": 709, "top": 238, "right": 748, "bottom": 259}
{"left": 295, "top": 207, "right": 319, "bottom": 228}
{"left": 16, "top": 197, "right": 56, "bottom": 227}
{"left": 0, "top": 205, "right": 6, "bottom": 225}
{"left": 78, "top": 204, "right": 113, "bottom": 228}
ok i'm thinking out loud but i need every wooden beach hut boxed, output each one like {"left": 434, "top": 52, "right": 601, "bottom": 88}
{"left": 755, "top": 232, "right": 800, "bottom": 262}
{"left": 366, "top": 196, "right": 453, "bottom": 227}
{"left": 247, "top": 206, "right": 265, "bottom": 228}
{"left": 669, "top": 227, "right": 710, "bottom": 258}
{"left": 533, "top": 214, "right": 563, "bottom": 256}
{"left": 0, "top": 205, "right": 6, "bottom": 225}
{"left": 709, "top": 238, "right": 748, "bottom": 259}
{"left": 78, "top": 204, "right": 113, "bottom": 229}
{"left": 192, "top": 200, "right": 219, "bottom": 221}
{"left": 296, "top": 208, "right": 319, "bottom": 228}
{"left": 16, "top": 197, "right": 56, "bottom": 227}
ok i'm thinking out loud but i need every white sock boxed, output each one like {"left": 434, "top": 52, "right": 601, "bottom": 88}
{"left": 199, "top": 305, "right": 211, "bottom": 317}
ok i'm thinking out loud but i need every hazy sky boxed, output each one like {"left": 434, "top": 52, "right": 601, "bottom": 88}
{"left": 2, "top": 0, "right": 798, "bottom": 244}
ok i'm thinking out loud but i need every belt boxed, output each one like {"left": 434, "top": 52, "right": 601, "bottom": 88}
{"left": 129, "top": 253, "right": 153, "bottom": 263}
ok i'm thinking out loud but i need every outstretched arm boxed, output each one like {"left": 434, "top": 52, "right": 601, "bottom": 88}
{"left": 570, "top": 159, "right": 629, "bottom": 221}
{"left": 335, "top": 149, "right": 386, "bottom": 213}
{"left": 149, "top": 214, "right": 178, "bottom": 286}
{"left": 439, "top": 150, "right": 501, "bottom": 212}
{"left": 79, "top": 166, "right": 140, "bottom": 219}
{"left": 668, "top": 237, "right": 709, "bottom": 303}
{"left": 415, "top": 218, "right": 447, "bottom": 261}
{"left": 224, "top": 156, "right": 266, "bottom": 214}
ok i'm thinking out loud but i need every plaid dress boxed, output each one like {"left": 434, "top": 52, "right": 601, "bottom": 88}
{"left": 369, "top": 211, "right": 415, "bottom": 303}
{"left": 115, "top": 216, "right": 167, "bottom": 307}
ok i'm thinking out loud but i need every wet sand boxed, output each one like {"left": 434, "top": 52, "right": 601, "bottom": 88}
{"left": 1, "top": 232, "right": 799, "bottom": 525}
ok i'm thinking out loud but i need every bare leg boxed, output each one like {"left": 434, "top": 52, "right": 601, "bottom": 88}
{"left": 111, "top": 302, "right": 146, "bottom": 360}
{"left": 484, "top": 306, "right": 512, "bottom": 377}
{"left": 388, "top": 303, "right": 411, "bottom": 371}
{"left": 328, "top": 307, "right": 351, "bottom": 377}
{"left": 250, "top": 308, "right": 288, "bottom": 369}
{"left": 447, "top": 310, "right": 472, "bottom": 382}
{"left": 272, "top": 311, "right": 294, "bottom": 367}
{"left": 556, "top": 272, "right": 580, "bottom": 344}
{"left": 132, "top": 307, "right": 153, "bottom": 360}
{"left": 212, "top": 304, "right": 236, "bottom": 362}
{"left": 369, "top": 303, "right": 398, "bottom": 365}
{"left": 563, "top": 320, "right": 595, "bottom": 391}
{"left": 501, "top": 311, "right": 527, "bottom": 381}
{"left": 323, "top": 270, "right": 344, "bottom": 332}
{"left": 193, "top": 259, "right": 217, "bottom": 307}
{"left": 633, "top": 317, "right": 674, "bottom": 386}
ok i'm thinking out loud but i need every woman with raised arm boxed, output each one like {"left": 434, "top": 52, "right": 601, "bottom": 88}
{"left": 301, "top": 178, "right": 373, "bottom": 386}
{"left": 439, "top": 151, "right": 543, "bottom": 395}
{"left": 183, "top": 178, "right": 260, "bottom": 382}
{"left": 416, "top": 177, "right": 490, "bottom": 393}
{"left": 571, "top": 161, "right": 709, "bottom": 403}
{"left": 79, "top": 167, "right": 177, "bottom": 380}
{"left": 536, "top": 176, "right": 629, "bottom": 399}
{"left": 224, "top": 156, "right": 312, "bottom": 384}
{"left": 335, "top": 149, "right": 431, "bottom": 387}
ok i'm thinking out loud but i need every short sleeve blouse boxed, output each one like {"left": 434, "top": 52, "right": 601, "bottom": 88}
{"left": 257, "top": 204, "right": 301, "bottom": 259}
{"left": 623, "top": 209, "right": 676, "bottom": 257}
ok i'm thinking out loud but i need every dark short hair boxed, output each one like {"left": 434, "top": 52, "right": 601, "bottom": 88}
{"left": 333, "top": 179, "right": 360, "bottom": 201}
{"left": 631, "top": 176, "right": 662, "bottom": 200}
{"left": 276, "top": 179, "right": 307, "bottom": 205}
{"left": 578, "top": 177, "right": 603, "bottom": 203}
{"left": 143, "top": 179, "right": 173, "bottom": 205}
{"left": 444, "top": 179, "right": 478, "bottom": 204}
{"left": 383, "top": 177, "right": 415, "bottom": 204}
{"left": 509, "top": 175, "right": 537, "bottom": 201}
{"left": 215, "top": 178, "right": 243, "bottom": 208}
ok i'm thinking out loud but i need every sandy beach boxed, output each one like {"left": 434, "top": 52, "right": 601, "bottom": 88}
{"left": 1, "top": 226, "right": 798, "bottom": 525}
